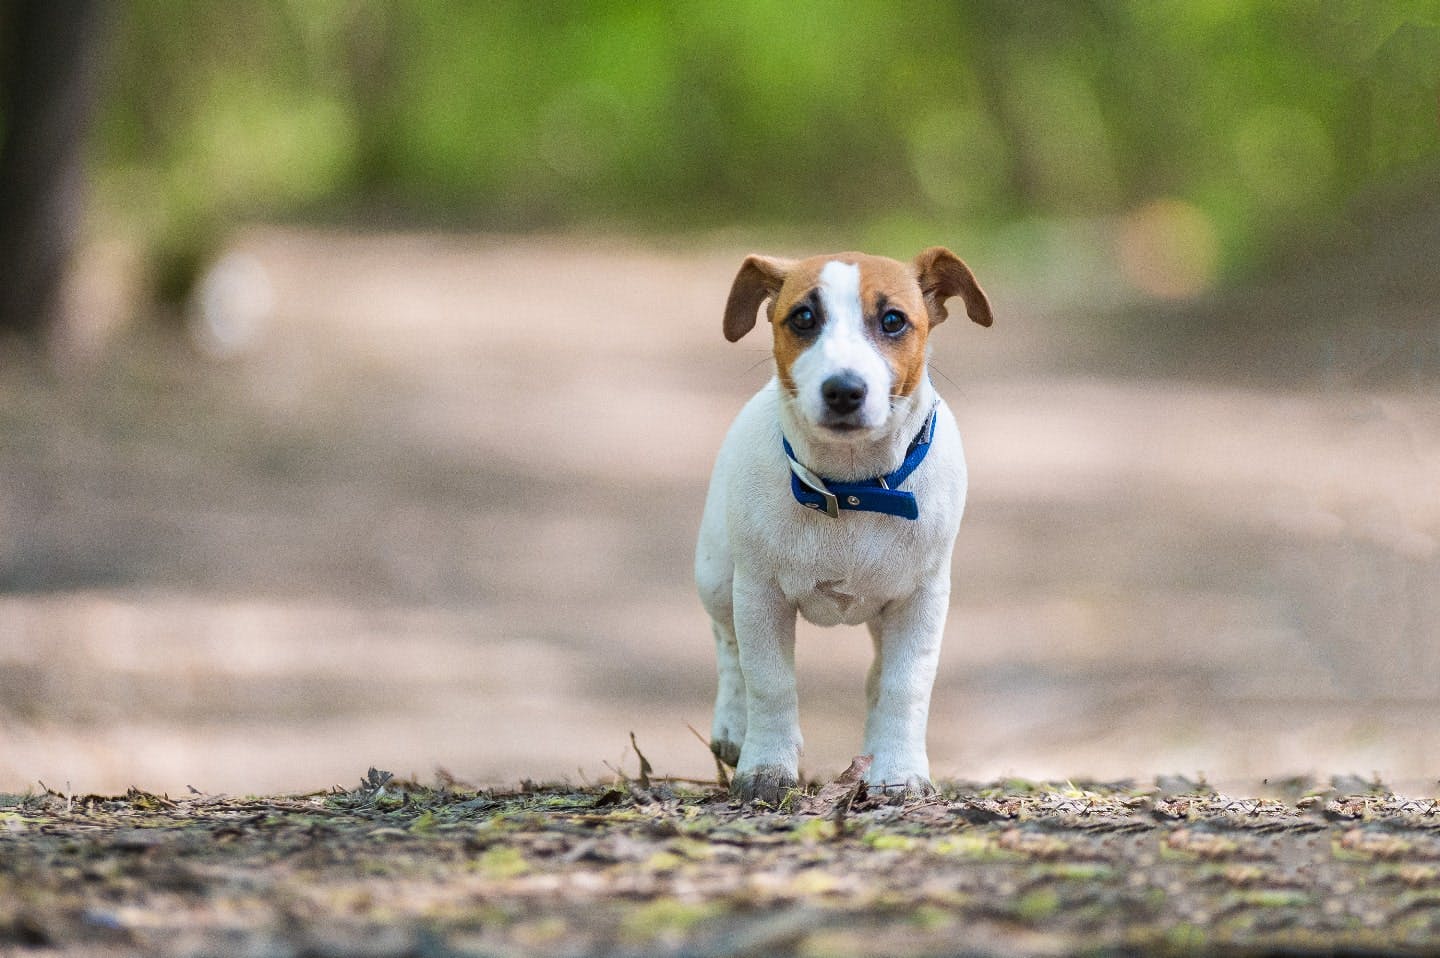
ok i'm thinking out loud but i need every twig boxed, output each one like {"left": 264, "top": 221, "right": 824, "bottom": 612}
{"left": 629, "top": 732, "right": 653, "bottom": 791}
{"left": 686, "top": 722, "right": 731, "bottom": 791}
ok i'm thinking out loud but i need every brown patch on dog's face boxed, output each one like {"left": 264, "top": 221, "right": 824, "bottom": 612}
{"left": 763, "top": 258, "right": 827, "bottom": 396}
{"left": 853, "top": 254, "right": 932, "bottom": 400}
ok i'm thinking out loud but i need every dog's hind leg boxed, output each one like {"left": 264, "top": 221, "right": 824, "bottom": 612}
{"left": 865, "top": 620, "right": 883, "bottom": 714}
{"left": 710, "top": 620, "right": 746, "bottom": 767}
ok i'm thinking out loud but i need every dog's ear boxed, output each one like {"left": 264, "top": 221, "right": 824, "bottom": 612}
{"left": 913, "top": 246, "right": 993, "bottom": 328}
{"left": 723, "top": 254, "right": 791, "bottom": 342}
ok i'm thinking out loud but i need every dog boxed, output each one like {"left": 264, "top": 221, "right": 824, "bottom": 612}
{"left": 694, "top": 247, "right": 992, "bottom": 803}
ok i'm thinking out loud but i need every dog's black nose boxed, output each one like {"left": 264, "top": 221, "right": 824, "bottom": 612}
{"left": 821, "top": 372, "right": 867, "bottom": 415}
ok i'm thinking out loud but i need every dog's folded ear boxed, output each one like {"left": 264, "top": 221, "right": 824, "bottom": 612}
{"left": 913, "top": 247, "right": 993, "bottom": 328}
{"left": 723, "top": 254, "right": 791, "bottom": 342}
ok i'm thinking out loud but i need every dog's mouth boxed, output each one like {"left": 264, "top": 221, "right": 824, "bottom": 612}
{"left": 815, "top": 411, "right": 881, "bottom": 436}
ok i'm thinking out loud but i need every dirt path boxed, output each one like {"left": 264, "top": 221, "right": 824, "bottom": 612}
{"left": 2, "top": 227, "right": 1438, "bottom": 796}
{"left": 5, "top": 771, "right": 1440, "bottom": 957}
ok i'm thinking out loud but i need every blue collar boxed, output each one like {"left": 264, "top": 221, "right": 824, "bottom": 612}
{"left": 781, "top": 406, "right": 937, "bottom": 520}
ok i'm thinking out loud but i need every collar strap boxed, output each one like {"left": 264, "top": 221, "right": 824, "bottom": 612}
{"left": 782, "top": 407, "right": 937, "bottom": 520}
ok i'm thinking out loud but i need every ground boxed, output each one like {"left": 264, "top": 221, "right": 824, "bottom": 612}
{"left": 5, "top": 765, "right": 1440, "bottom": 957}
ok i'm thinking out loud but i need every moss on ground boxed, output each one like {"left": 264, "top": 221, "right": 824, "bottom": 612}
{"left": 2, "top": 770, "right": 1439, "bottom": 956}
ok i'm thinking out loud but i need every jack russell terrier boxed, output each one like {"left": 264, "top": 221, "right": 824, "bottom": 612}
{"left": 695, "top": 247, "right": 992, "bottom": 803}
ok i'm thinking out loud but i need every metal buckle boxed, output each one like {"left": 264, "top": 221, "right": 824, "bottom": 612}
{"left": 786, "top": 457, "right": 840, "bottom": 518}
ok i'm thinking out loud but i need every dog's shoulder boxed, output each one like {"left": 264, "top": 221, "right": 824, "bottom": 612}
{"left": 696, "top": 381, "right": 787, "bottom": 575}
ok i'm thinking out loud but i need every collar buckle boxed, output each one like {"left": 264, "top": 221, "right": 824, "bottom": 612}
{"left": 785, "top": 456, "right": 841, "bottom": 518}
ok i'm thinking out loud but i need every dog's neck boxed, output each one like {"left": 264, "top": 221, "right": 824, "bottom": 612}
{"left": 777, "top": 374, "right": 937, "bottom": 483}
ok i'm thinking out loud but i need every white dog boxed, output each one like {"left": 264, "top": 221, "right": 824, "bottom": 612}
{"left": 695, "top": 248, "right": 992, "bottom": 802}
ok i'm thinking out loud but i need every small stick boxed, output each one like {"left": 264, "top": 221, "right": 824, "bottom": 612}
{"left": 687, "top": 723, "right": 731, "bottom": 791}
{"left": 629, "top": 732, "right": 653, "bottom": 791}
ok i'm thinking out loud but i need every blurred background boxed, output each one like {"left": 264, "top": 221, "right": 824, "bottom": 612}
{"left": 1, "top": 1, "right": 1438, "bottom": 795}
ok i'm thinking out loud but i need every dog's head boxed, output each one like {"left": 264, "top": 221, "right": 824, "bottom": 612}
{"left": 723, "top": 248, "right": 992, "bottom": 436}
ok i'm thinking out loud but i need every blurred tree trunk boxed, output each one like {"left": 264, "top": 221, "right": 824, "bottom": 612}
{"left": 0, "top": 0, "right": 109, "bottom": 340}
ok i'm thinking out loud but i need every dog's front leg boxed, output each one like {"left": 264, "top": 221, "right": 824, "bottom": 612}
{"left": 863, "top": 582, "right": 949, "bottom": 794}
{"left": 731, "top": 569, "right": 802, "bottom": 804}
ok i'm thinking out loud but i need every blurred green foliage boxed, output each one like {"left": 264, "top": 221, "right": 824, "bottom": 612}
{"left": 80, "top": 0, "right": 1440, "bottom": 289}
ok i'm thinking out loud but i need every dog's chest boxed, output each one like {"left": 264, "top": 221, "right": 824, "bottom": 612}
{"left": 793, "top": 577, "right": 886, "bottom": 626}
{"left": 777, "top": 526, "right": 932, "bottom": 627}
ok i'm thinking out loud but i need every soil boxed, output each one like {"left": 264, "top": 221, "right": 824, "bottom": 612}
{"left": 5, "top": 767, "right": 1440, "bottom": 957}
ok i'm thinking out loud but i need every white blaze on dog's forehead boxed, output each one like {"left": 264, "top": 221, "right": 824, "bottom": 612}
{"left": 816, "top": 260, "right": 862, "bottom": 318}
{"left": 812, "top": 260, "right": 878, "bottom": 372}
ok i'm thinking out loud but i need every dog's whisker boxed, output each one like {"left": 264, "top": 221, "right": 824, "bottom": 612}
{"left": 927, "top": 361, "right": 963, "bottom": 395}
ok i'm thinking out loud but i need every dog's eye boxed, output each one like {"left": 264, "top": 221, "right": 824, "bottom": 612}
{"left": 788, "top": 306, "right": 817, "bottom": 333}
{"left": 880, "top": 310, "right": 908, "bottom": 335}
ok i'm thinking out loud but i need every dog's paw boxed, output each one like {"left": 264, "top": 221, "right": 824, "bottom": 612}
{"left": 731, "top": 765, "right": 799, "bottom": 805}
{"left": 711, "top": 738, "right": 742, "bottom": 768}
{"left": 868, "top": 776, "right": 936, "bottom": 803}
{"left": 865, "top": 760, "right": 934, "bottom": 801}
